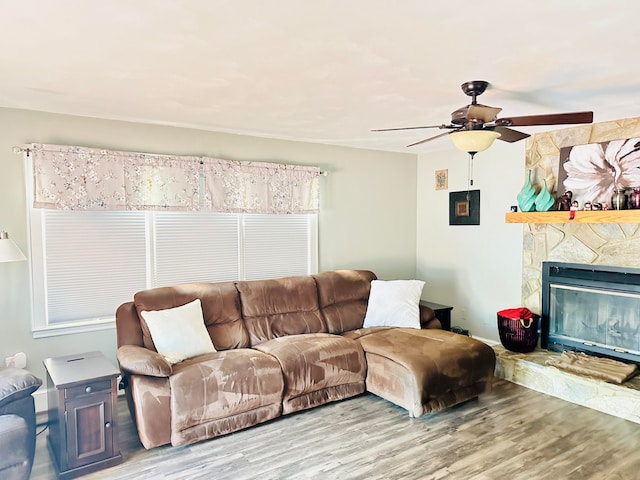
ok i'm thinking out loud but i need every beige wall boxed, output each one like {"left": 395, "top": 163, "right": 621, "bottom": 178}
{"left": 0, "top": 107, "right": 418, "bottom": 382}
{"left": 416, "top": 141, "right": 525, "bottom": 340}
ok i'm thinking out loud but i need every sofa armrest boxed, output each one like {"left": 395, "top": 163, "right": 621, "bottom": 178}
{"left": 117, "top": 345, "right": 172, "bottom": 377}
{"left": 0, "top": 368, "right": 42, "bottom": 410}
{"left": 419, "top": 305, "right": 442, "bottom": 329}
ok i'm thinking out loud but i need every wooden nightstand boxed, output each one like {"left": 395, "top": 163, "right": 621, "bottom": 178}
{"left": 420, "top": 300, "right": 453, "bottom": 331}
{"left": 44, "top": 351, "right": 122, "bottom": 479}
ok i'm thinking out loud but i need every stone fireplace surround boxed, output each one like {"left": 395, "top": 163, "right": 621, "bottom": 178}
{"left": 520, "top": 116, "right": 640, "bottom": 311}
{"left": 494, "top": 116, "right": 640, "bottom": 424}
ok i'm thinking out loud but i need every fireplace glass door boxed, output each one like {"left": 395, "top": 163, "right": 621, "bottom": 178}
{"left": 542, "top": 261, "right": 640, "bottom": 364}
{"left": 549, "top": 284, "right": 640, "bottom": 355}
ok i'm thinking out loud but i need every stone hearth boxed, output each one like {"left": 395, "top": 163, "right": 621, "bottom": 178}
{"left": 494, "top": 345, "right": 640, "bottom": 424}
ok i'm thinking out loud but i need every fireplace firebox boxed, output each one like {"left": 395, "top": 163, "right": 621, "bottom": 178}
{"left": 541, "top": 262, "right": 640, "bottom": 365}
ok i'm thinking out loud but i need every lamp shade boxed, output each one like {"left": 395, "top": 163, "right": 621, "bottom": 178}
{"left": 449, "top": 130, "right": 501, "bottom": 153}
{"left": 0, "top": 231, "right": 26, "bottom": 262}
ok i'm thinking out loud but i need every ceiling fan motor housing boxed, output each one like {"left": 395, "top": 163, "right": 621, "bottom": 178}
{"left": 452, "top": 81, "right": 493, "bottom": 126}
{"left": 460, "top": 80, "right": 489, "bottom": 100}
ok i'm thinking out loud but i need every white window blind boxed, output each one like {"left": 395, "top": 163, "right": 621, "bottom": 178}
{"left": 35, "top": 211, "right": 147, "bottom": 327}
{"left": 243, "top": 214, "right": 316, "bottom": 280}
{"left": 153, "top": 212, "right": 240, "bottom": 286}
{"left": 30, "top": 210, "right": 318, "bottom": 337}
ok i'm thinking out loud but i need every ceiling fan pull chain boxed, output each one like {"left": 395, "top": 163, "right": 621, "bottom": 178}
{"left": 468, "top": 152, "right": 475, "bottom": 190}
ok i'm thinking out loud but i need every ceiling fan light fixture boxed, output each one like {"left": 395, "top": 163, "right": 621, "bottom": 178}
{"left": 449, "top": 130, "right": 501, "bottom": 153}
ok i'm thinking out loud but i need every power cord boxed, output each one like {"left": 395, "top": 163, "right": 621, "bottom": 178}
{"left": 36, "top": 422, "right": 49, "bottom": 436}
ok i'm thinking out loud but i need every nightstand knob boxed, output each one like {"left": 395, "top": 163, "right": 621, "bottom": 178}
{"left": 85, "top": 386, "right": 92, "bottom": 393}
{"left": 105, "top": 422, "right": 111, "bottom": 429}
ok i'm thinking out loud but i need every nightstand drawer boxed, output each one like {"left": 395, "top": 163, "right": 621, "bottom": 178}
{"left": 66, "top": 379, "right": 112, "bottom": 399}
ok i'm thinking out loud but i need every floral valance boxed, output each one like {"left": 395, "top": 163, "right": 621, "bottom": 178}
{"left": 30, "top": 143, "right": 320, "bottom": 214}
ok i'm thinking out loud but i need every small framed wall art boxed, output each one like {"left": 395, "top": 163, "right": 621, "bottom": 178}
{"left": 435, "top": 169, "right": 448, "bottom": 190}
{"left": 449, "top": 189, "right": 480, "bottom": 225}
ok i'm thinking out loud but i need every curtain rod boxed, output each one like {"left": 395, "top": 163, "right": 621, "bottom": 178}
{"left": 13, "top": 146, "right": 30, "bottom": 155}
{"left": 12, "top": 145, "right": 328, "bottom": 176}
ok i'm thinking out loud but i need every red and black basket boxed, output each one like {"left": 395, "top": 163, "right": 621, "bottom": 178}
{"left": 497, "top": 308, "right": 540, "bottom": 353}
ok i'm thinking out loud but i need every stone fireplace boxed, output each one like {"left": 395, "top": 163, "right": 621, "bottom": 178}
{"left": 494, "top": 117, "right": 640, "bottom": 425}
{"left": 541, "top": 261, "right": 640, "bottom": 365}
{"left": 520, "top": 116, "right": 640, "bottom": 316}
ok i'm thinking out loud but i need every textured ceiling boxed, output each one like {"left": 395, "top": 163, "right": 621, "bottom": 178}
{"left": 1, "top": 1, "right": 639, "bottom": 153}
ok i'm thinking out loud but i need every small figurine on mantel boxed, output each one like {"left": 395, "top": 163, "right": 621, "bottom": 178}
{"left": 557, "top": 190, "right": 573, "bottom": 211}
{"left": 569, "top": 199, "right": 579, "bottom": 220}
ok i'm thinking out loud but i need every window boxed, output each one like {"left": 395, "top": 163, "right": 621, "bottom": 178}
{"left": 29, "top": 209, "right": 318, "bottom": 337}
{"left": 26, "top": 143, "right": 321, "bottom": 337}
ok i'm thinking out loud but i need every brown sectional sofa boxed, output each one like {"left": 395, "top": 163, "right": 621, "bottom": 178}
{"left": 115, "top": 270, "right": 496, "bottom": 449}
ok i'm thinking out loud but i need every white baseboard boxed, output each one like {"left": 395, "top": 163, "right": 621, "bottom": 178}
{"left": 33, "top": 388, "right": 47, "bottom": 414}
{"left": 471, "top": 335, "right": 500, "bottom": 347}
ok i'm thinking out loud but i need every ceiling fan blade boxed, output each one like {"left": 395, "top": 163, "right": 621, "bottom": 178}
{"left": 466, "top": 105, "right": 502, "bottom": 123}
{"left": 372, "top": 124, "right": 450, "bottom": 132}
{"left": 406, "top": 131, "right": 452, "bottom": 147}
{"left": 496, "top": 111, "right": 593, "bottom": 127}
{"left": 493, "top": 126, "right": 530, "bottom": 143}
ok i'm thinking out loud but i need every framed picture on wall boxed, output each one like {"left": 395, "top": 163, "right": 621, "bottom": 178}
{"left": 449, "top": 190, "right": 480, "bottom": 225}
{"left": 557, "top": 136, "right": 640, "bottom": 208}
{"left": 435, "top": 169, "right": 448, "bottom": 190}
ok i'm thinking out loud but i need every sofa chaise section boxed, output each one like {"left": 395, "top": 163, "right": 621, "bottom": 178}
{"left": 314, "top": 270, "right": 495, "bottom": 417}
{"left": 351, "top": 328, "right": 496, "bottom": 417}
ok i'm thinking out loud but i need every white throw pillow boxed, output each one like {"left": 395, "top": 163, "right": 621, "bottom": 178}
{"left": 140, "top": 299, "right": 216, "bottom": 364}
{"left": 363, "top": 279, "right": 425, "bottom": 329}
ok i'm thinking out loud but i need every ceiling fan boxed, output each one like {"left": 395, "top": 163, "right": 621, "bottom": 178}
{"left": 373, "top": 80, "right": 594, "bottom": 152}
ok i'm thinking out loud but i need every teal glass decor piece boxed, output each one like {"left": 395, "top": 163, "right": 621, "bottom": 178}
{"left": 535, "top": 179, "right": 555, "bottom": 212}
{"left": 517, "top": 170, "right": 537, "bottom": 212}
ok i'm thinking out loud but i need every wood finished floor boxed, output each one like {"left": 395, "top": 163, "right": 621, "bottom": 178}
{"left": 31, "top": 379, "right": 640, "bottom": 480}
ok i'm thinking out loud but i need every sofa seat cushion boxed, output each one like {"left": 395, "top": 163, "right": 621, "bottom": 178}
{"left": 169, "top": 349, "right": 284, "bottom": 446}
{"left": 254, "top": 333, "right": 366, "bottom": 414}
{"left": 355, "top": 328, "right": 496, "bottom": 417}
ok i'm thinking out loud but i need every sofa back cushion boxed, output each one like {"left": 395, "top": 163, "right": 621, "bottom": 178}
{"left": 134, "top": 282, "right": 250, "bottom": 351}
{"left": 313, "top": 270, "right": 377, "bottom": 334}
{"left": 236, "top": 275, "right": 326, "bottom": 346}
